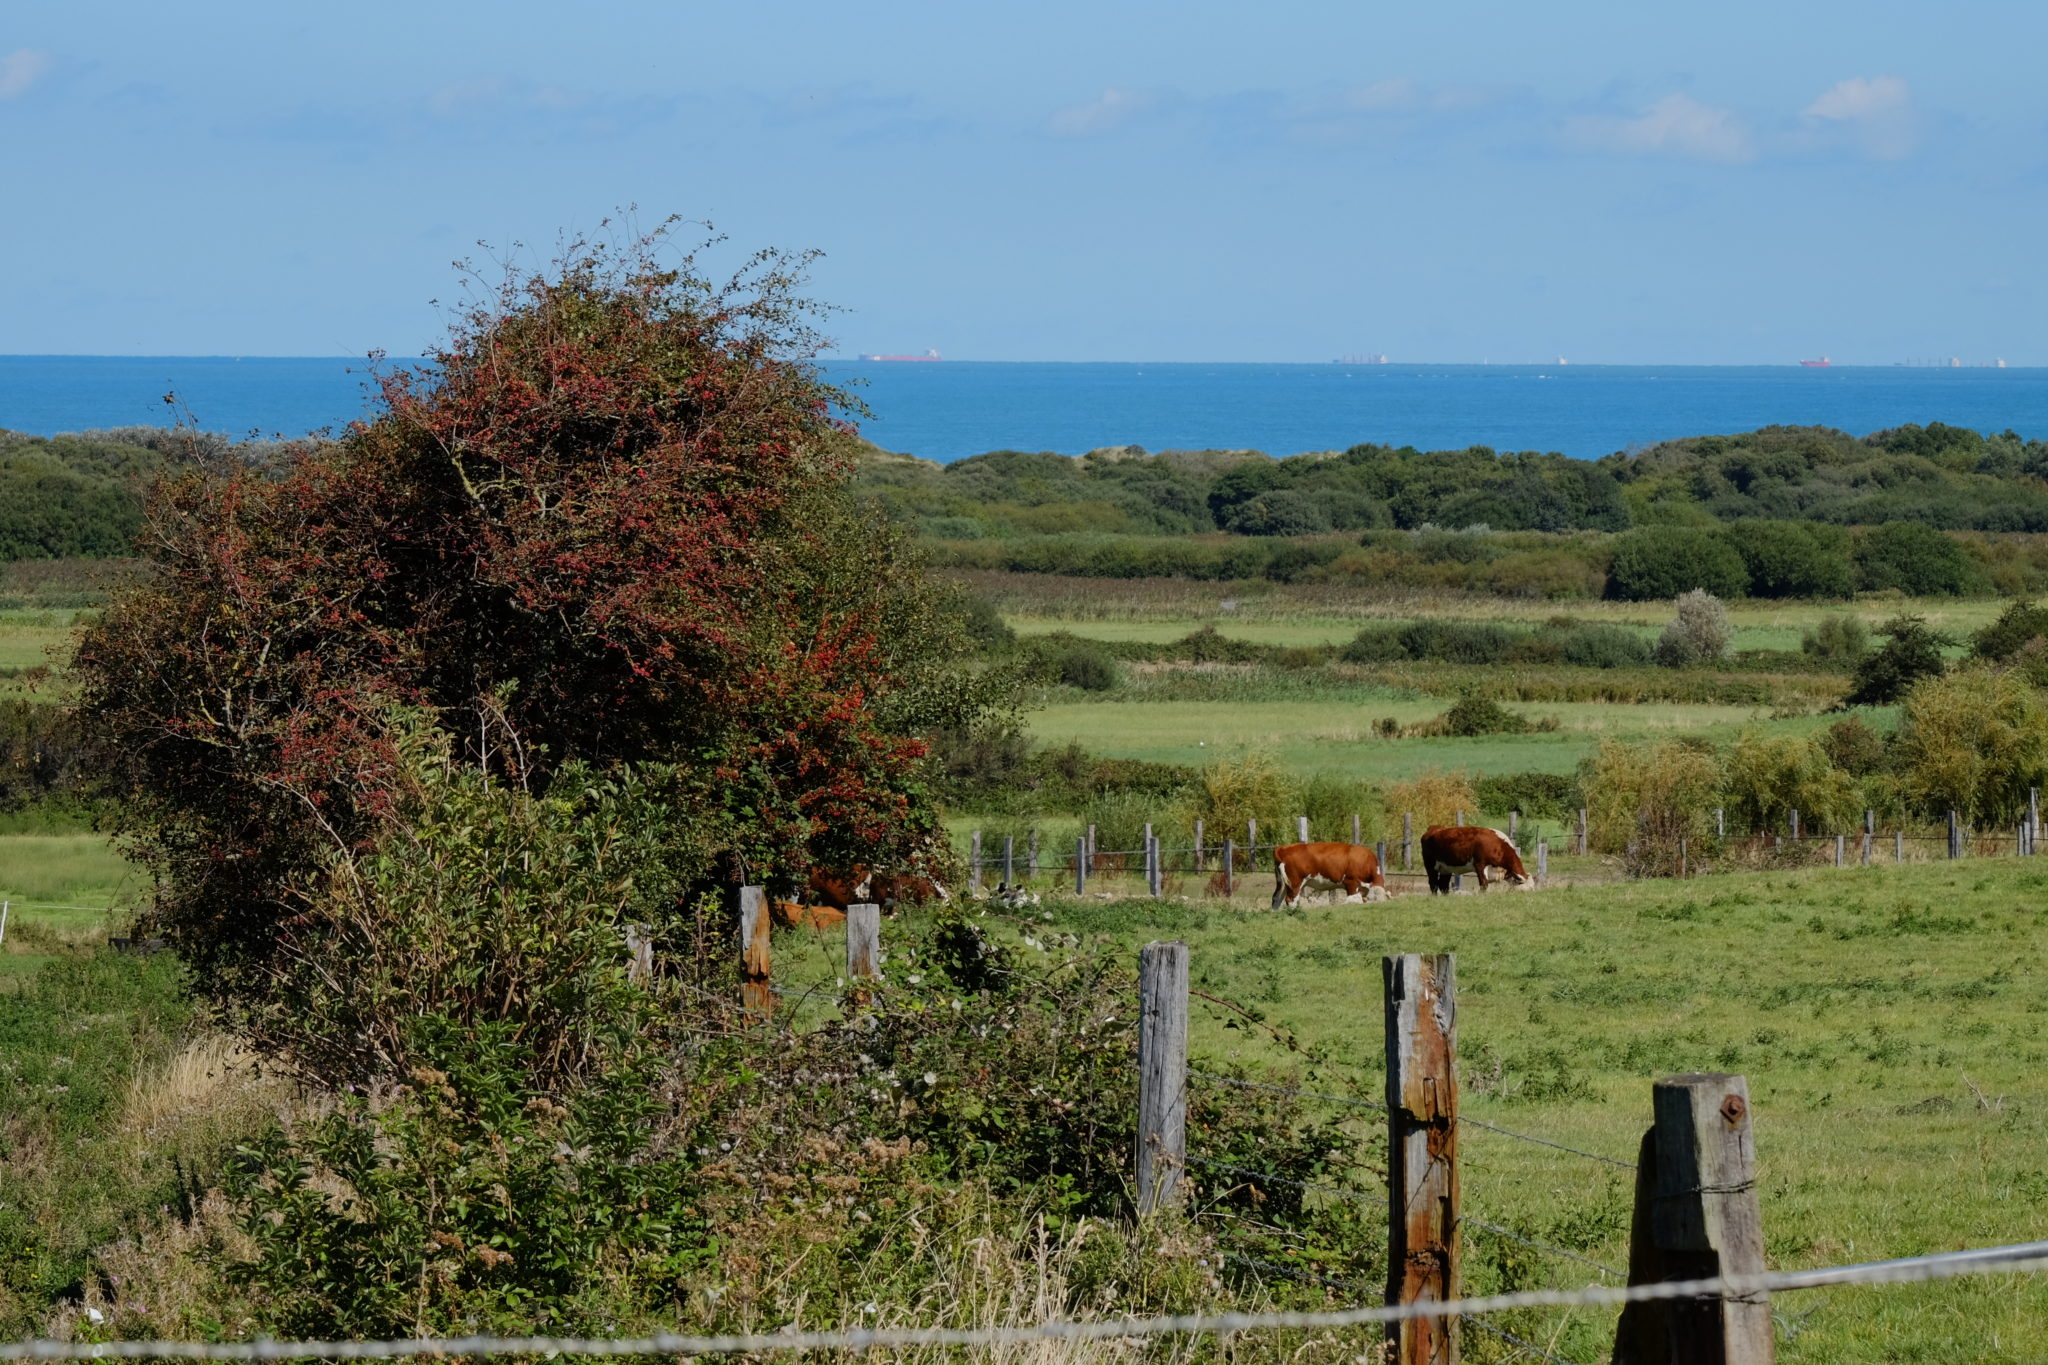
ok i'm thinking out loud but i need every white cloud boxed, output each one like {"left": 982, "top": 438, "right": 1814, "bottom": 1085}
{"left": 1564, "top": 93, "right": 1753, "bottom": 164}
{"left": 0, "top": 48, "right": 51, "bottom": 100}
{"left": 1048, "top": 88, "right": 1153, "bottom": 137}
{"left": 1802, "top": 75, "right": 1917, "bottom": 159}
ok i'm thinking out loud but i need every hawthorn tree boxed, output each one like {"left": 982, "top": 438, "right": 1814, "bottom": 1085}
{"left": 75, "top": 226, "right": 998, "bottom": 1041}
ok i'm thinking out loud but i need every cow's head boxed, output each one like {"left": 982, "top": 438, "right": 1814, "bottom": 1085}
{"left": 1509, "top": 871, "right": 1536, "bottom": 891}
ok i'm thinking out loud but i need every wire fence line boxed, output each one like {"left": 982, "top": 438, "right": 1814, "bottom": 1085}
{"left": 1464, "top": 1318, "right": 1586, "bottom": 1365}
{"left": 1462, "top": 1218, "right": 1625, "bottom": 1281}
{"left": 16, "top": 1241, "right": 2045, "bottom": 1360}
{"left": 1455, "top": 1115, "right": 1638, "bottom": 1170}
{"left": 1184, "top": 1154, "right": 1385, "bottom": 1198}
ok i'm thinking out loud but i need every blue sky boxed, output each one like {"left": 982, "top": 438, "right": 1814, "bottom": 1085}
{"left": 5, "top": 0, "right": 2046, "bottom": 363}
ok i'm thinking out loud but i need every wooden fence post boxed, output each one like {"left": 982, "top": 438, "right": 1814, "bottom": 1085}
{"left": 845, "top": 902, "right": 881, "bottom": 985}
{"left": 1003, "top": 834, "right": 1015, "bottom": 888}
{"left": 1679, "top": 838, "right": 1687, "bottom": 879}
{"left": 1143, "top": 823, "right": 1154, "bottom": 890}
{"left": 1613, "top": 1072, "right": 1772, "bottom": 1365}
{"left": 1949, "top": 810, "right": 1962, "bottom": 860}
{"left": 625, "top": 924, "right": 653, "bottom": 985}
{"left": 1248, "top": 819, "right": 1258, "bottom": 855}
{"left": 1865, "top": 809, "right": 1875, "bottom": 836}
{"left": 1578, "top": 807, "right": 1589, "bottom": 856}
{"left": 1789, "top": 810, "right": 1800, "bottom": 841}
{"left": 1715, "top": 807, "right": 1725, "bottom": 839}
{"left": 1384, "top": 953, "right": 1459, "bottom": 1365}
{"left": 1861, "top": 830, "right": 1871, "bottom": 866}
{"left": 1028, "top": 828, "right": 1040, "bottom": 879}
{"left": 1832, "top": 834, "right": 1843, "bottom": 867}
{"left": 1509, "top": 810, "right": 1518, "bottom": 841}
{"left": 1194, "top": 818, "right": 1205, "bottom": 871}
{"left": 1135, "top": 941, "right": 1189, "bottom": 1216}
{"left": 1537, "top": 839, "right": 1548, "bottom": 886}
{"left": 1404, "top": 812, "right": 1414, "bottom": 868}
{"left": 1150, "top": 833, "right": 1164, "bottom": 898}
{"left": 1074, "top": 836, "right": 1087, "bottom": 895}
{"left": 970, "top": 830, "right": 982, "bottom": 893}
{"left": 1088, "top": 823, "right": 1097, "bottom": 868}
{"left": 1895, "top": 830, "right": 1904, "bottom": 863}
{"left": 1377, "top": 840, "right": 1390, "bottom": 879}
{"left": 1455, "top": 808, "right": 1464, "bottom": 828}
{"left": 1353, "top": 812, "right": 1363, "bottom": 846}
{"left": 2033, "top": 788, "right": 2042, "bottom": 853}
{"left": 738, "top": 885, "right": 772, "bottom": 1018}
{"left": 1298, "top": 814, "right": 1310, "bottom": 844}
{"left": 1223, "top": 837, "right": 1236, "bottom": 896}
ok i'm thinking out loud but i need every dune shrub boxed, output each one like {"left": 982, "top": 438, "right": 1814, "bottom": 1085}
{"left": 1801, "top": 614, "right": 1870, "bottom": 664}
{"left": 1473, "top": 771, "right": 1575, "bottom": 821}
{"left": 1819, "top": 716, "right": 1889, "bottom": 778}
{"left": 1606, "top": 529, "right": 1747, "bottom": 601}
{"left": 1895, "top": 666, "right": 2048, "bottom": 827}
{"left": 1578, "top": 738, "right": 1722, "bottom": 874}
{"left": 1652, "top": 590, "right": 1734, "bottom": 667}
{"left": 1972, "top": 599, "right": 2048, "bottom": 661}
{"left": 1721, "top": 729, "right": 1861, "bottom": 836}
{"left": 1854, "top": 521, "right": 1985, "bottom": 596}
{"left": 1730, "top": 520, "right": 1854, "bottom": 599}
{"left": 1844, "top": 615, "right": 1950, "bottom": 706}
{"left": 1382, "top": 770, "right": 1480, "bottom": 829}
{"left": 1557, "top": 623, "right": 1652, "bottom": 668}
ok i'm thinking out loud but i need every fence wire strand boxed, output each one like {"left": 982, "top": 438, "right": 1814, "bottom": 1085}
{"left": 1186, "top": 1153, "right": 1385, "bottom": 1200}
{"left": 1465, "top": 1316, "right": 1586, "bottom": 1365}
{"left": 1456, "top": 1114, "right": 1638, "bottom": 1169}
{"left": 1189, "top": 1068, "right": 1386, "bottom": 1112}
{"left": 1463, "top": 1218, "right": 1625, "bottom": 1280}
{"left": 3, "top": 1241, "right": 2043, "bottom": 1358}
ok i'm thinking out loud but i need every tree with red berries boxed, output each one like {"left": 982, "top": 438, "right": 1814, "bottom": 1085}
{"left": 76, "top": 226, "right": 995, "bottom": 1058}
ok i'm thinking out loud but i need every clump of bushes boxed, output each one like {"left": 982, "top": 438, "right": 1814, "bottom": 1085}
{"left": 1473, "top": 770, "right": 1576, "bottom": 821}
{"left": 1383, "top": 770, "right": 1480, "bottom": 828}
{"left": 1607, "top": 529, "right": 1748, "bottom": 601}
{"left": 1025, "top": 633, "right": 1122, "bottom": 691}
{"left": 1802, "top": 614, "right": 1869, "bottom": 664}
{"left": 1421, "top": 697, "right": 1555, "bottom": 738}
{"left": 1844, "top": 615, "right": 1950, "bottom": 706}
{"left": 1652, "top": 590, "right": 1733, "bottom": 667}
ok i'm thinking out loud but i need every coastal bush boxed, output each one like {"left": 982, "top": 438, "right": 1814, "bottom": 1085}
{"left": 1606, "top": 529, "right": 1747, "bottom": 601}
{"left": 1652, "top": 590, "right": 1734, "bottom": 667}
{"left": 1433, "top": 697, "right": 1537, "bottom": 737}
{"left": 1854, "top": 521, "right": 1985, "bottom": 596}
{"left": 1578, "top": 738, "right": 1722, "bottom": 873}
{"left": 1722, "top": 729, "right": 1860, "bottom": 835}
{"left": 1027, "top": 635, "right": 1121, "bottom": 691}
{"left": 1971, "top": 599, "right": 2048, "bottom": 662}
{"left": 1473, "top": 770, "right": 1575, "bottom": 821}
{"left": 1556, "top": 622, "right": 1652, "bottom": 669}
{"left": 1895, "top": 666, "right": 2048, "bottom": 827}
{"left": 1802, "top": 614, "right": 1870, "bottom": 664}
{"left": 1382, "top": 770, "right": 1480, "bottom": 828}
{"left": 1820, "top": 716, "right": 1889, "bottom": 778}
{"left": 1730, "top": 520, "right": 1855, "bottom": 599}
{"left": 1844, "top": 615, "right": 1951, "bottom": 707}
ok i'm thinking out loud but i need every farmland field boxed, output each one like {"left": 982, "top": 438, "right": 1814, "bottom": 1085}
{"left": 777, "top": 857, "right": 2048, "bottom": 1363}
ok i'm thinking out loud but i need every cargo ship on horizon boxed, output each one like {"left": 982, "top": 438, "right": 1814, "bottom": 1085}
{"left": 858, "top": 349, "right": 942, "bottom": 362}
{"left": 1800, "top": 356, "right": 1832, "bottom": 367}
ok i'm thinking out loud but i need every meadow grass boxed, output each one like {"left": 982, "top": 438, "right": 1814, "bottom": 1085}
{"left": 800, "top": 857, "right": 2048, "bottom": 1362}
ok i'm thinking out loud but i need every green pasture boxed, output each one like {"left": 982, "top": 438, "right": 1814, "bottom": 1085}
{"left": 784, "top": 857, "right": 2048, "bottom": 1362}
{"left": 1024, "top": 696, "right": 1844, "bottom": 782}
{"left": 0, "top": 834, "right": 142, "bottom": 973}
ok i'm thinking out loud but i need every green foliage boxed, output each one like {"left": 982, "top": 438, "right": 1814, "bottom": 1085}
{"left": 1802, "top": 614, "right": 1871, "bottom": 664}
{"left": 1578, "top": 738, "right": 1722, "bottom": 874}
{"left": 1435, "top": 697, "right": 1536, "bottom": 737}
{"left": 1854, "top": 521, "right": 1986, "bottom": 596}
{"left": 1722, "top": 729, "right": 1861, "bottom": 835}
{"left": 1024, "top": 633, "right": 1122, "bottom": 691}
{"left": 1819, "top": 716, "right": 1889, "bottom": 778}
{"left": 1729, "top": 520, "right": 1854, "bottom": 598}
{"left": 1895, "top": 666, "right": 2048, "bottom": 826}
{"left": 1606, "top": 529, "right": 1748, "bottom": 601}
{"left": 1845, "top": 615, "right": 1952, "bottom": 707}
{"left": 1972, "top": 599, "right": 2048, "bottom": 661}
{"left": 1473, "top": 770, "right": 1576, "bottom": 820}
{"left": 1342, "top": 619, "right": 1516, "bottom": 665}
{"left": 1652, "top": 590, "right": 1734, "bottom": 667}
{"left": 1553, "top": 622, "right": 1652, "bottom": 668}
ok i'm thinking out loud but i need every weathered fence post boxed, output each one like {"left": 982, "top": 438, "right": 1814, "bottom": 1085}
{"left": 1247, "top": 818, "right": 1257, "bottom": 856}
{"left": 970, "top": 830, "right": 982, "bottom": 893}
{"left": 1833, "top": 834, "right": 1844, "bottom": 867}
{"left": 1509, "top": 810, "right": 1519, "bottom": 841}
{"left": 1377, "top": 840, "right": 1390, "bottom": 879}
{"left": 1537, "top": 839, "right": 1548, "bottom": 885}
{"left": 1074, "top": 836, "right": 1087, "bottom": 895}
{"left": 1087, "top": 823, "right": 1097, "bottom": 868}
{"left": 1715, "top": 807, "right": 1725, "bottom": 839}
{"left": 1143, "top": 823, "right": 1154, "bottom": 889}
{"left": 1861, "top": 830, "right": 1871, "bottom": 866}
{"left": 1135, "top": 941, "right": 1189, "bottom": 1217}
{"left": 1865, "top": 809, "right": 1875, "bottom": 837}
{"left": 1455, "top": 808, "right": 1464, "bottom": 828}
{"left": 1678, "top": 838, "right": 1687, "bottom": 879}
{"left": 1895, "top": 829, "right": 1904, "bottom": 863}
{"left": 1028, "top": 828, "right": 1040, "bottom": 879}
{"left": 1578, "top": 807, "right": 1589, "bottom": 856}
{"left": 1949, "top": 810, "right": 1962, "bottom": 860}
{"left": 1150, "top": 833, "right": 1164, "bottom": 898}
{"left": 1613, "top": 1072, "right": 1772, "bottom": 1365}
{"left": 845, "top": 902, "right": 881, "bottom": 986}
{"left": 1223, "top": 837, "right": 1236, "bottom": 896}
{"left": 1003, "top": 834, "right": 1015, "bottom": 888}
{"left": 1353, "top": 812, "right": 1363, "bottom": 846}
{"left": 1789, "top": 810, "right": 1800, "bottom": 841}
{"left": 1298, "top": 814, "right": 1310, "bottom": 844}
{"left": 1194, "top": 818, "right": 1205, "bottom": 871}
{"left": 625, "top": 924, "right": 654, "bottom": 985}
{"left": 1384, "top": 953, "right": 1459, "bottom": 1365}
{"left": 1404, "top": 812, "right": 1414, "bottom": 868}
{"left": 2033, "top": 788, "right": 2042, "bottom": 853}
{"left": 739, "top": 885, "right": 772, "bottom": 1018}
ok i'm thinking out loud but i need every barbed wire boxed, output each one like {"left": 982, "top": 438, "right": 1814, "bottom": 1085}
{"left": 1189, "top": 1068, "right": 1386, "bottom": 1112}
{"left": 5, "top": 1240, "right": 2044, "bottom": 1359}
{"left": 1185, "top": 1154, "right": 1384, "bottom": 1199}
{"left": 1456, "top": 1115, "right": 1638, "bottom": 1170}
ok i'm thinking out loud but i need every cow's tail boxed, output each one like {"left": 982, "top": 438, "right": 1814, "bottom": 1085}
{"left": 1270, "top": 852, "right": 1287, "bottom": 910}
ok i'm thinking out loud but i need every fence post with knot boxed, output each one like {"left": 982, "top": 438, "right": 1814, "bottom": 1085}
{"left": 1135, "top": 941, "right": 1189, "bottom": 1217}
{"left": 1613, "top": 1072, "right": 1772, "bottom": 1365}
{"left": 1384, "top": 952, "right": 1459, "bottom": 1365}
{"left": 738, "top": 885, "right": 772, "bottom": 1019}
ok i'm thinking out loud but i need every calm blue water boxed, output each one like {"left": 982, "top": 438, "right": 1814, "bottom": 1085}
{"left": 7, "top": 355, "right": 2048, "bottom": 462}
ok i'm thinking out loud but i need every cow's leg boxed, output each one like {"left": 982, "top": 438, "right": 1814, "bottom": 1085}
{"left": 1271, "top": 866, "right": 1293, "bottom": 910}
{"left": 1475, "top": 866, "right": 1490, "bottom": 892}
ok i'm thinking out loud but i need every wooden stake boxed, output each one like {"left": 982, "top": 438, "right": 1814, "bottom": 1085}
{"left": 1613, "top": 1073, "right": 1773, "bottom": 1365}
{"left": 738, "top": 885, "right": 772, "bottom": 1018}
{"left": 1835, "top": 833, "right": 1845, "bottom": 868}
{"left": 1715, "top": 807, "right": 1725, "bottom": 839}
{"left": 625, "top": 923, "right": 653, "bottom": 985}
{"left": 1404, "top": 812, "right": 1414, "bottom": 868}
{"left": 1789, "top": 809, "right": 1800, "bottom": 841}
{"left": 1508, "top": 810, "right": 1518, "bottom": 841}
{"left": 1384, "top": 953, "right": 1459, "bottom": 1365}
{"left": 845, "top": 902, "right": 880, "bottom": 983}
{"left": 1353, "top": 812, "right": 1362, "bottom": 845}
{"left": 1074, "top": 836, "right": 1087, "bottom": 895}
{"left": 1578, "top": 807, "right": 1589, "bottom": 856}
{"left": 1002, "top": 834, "right": 1014, "bottom": 888}
{"left": 1537, "top": 839, "right": 1548, "bottom": 885}
{"left": 1135, "top": 941, "right": 1189, "bottom": 1216}
{"left": 1223, "top": 837, "right": 1236, "bottom": 896}
{"left": 1895, "top": 830, "right": 1904, "bottom": 863}
{"left": 1298, "top": 814, "right": 1310, "bottom": 844}
{"left": 970, "top": 830, "right": 982, "bottom": 893}
{"left": 1194, "top": 818, "right": 1205, "bottom": 870}
{"left": 1028, "top": 827, "right": 1039, "bottom": 878}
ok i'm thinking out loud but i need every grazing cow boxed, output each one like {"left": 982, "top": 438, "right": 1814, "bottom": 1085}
{"left": 804, "top": 865, "right": 950, "bottom": 914}
{"left": 1420, "top": 826, "right": 1533, "bottom": 895}
{"left": 1272, "top": 841, "right": 1391, "bottom": 909}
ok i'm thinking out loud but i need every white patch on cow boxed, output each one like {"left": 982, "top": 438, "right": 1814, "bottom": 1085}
{"left": 1365, "top": 884, "right": 1391, "bottom": 902}
{"left": 853, "top": 874, "right": 874, "bottom": 900}
{"left": 1491, "top": 828, "right": 1520, "bottom": 853}
{"left": 930, "top": 879, "right": 951, "bottom": 903}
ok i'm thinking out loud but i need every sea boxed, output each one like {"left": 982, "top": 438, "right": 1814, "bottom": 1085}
{"left": 5, "top": 354, "right": 2048, "bottom": 463}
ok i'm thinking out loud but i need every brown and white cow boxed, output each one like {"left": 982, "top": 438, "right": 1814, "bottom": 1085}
{"left": 1420, "top": 826, "right": 1533, "bottom": 894}
{"left": 804, "top": 865, "right": 950, "bottom": 914}
{"left": 1272, "top": 842, "right": 1390, "bottom": 909}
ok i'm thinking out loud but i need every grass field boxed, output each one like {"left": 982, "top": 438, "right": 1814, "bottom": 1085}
{"left": 775, "top": 857, "right": 2048, "bottom": 1362}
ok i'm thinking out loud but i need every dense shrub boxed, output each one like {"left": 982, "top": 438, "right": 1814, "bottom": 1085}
{"left": 1802, "top": 614, "right": 1870, "bottom": 664}
{"left": 1895, "top": 666, "right": 2048, "bottom": 826}
{"left": 1854, "top": 521, "right": 1985, "bottom": 596}
{"left": 1722, "top": 729, "right": 1859, "bottom": 835}
{"left": 1023, "top": 633, "right": 1122, "bottom": 691}
{"left": 1473, "top": 771, "right": 1575, "bottom": 820}
{"left": 1730, "top": 520, "right": 1854, "bottom": 599}
{"left": 1578, "top": 738, "right": 1722, "bottom": 874}
{"left": 1382, "top": 770, "right": 1480, "bottom": 828}
{"left": 1222, "top": 490, "right": 1331, "bottom": 535}
{"left": 1652, "top": 590, "right": 1734, "bottom": 667}
{"left": 1606, "top": 529, "right": 1748, "bottom": 601}
{"left": 1434, "top": 697, "right": 1536, "bottom": 737}
{"left": 1820, "top": 716, "right": 1889, "bottom": 777}
{"left": 1556, "top": 622, "right": 1652, "bottom": 668}
{"left": 1844, "top": 615, "right": 1951, "bottom": 707}
{"left": 1972, "top": 599, "right": 2048, "bottom": 661}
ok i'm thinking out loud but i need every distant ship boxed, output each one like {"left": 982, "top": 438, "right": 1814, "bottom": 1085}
{"left": 1800, "top": 356, "right": 1832, "bottom": 368}
{"left": 859, "top": 349, "right": 942, "bottom": 362}
{"left": 1333, "top": 353, "right": 1388, "bottom": 365}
